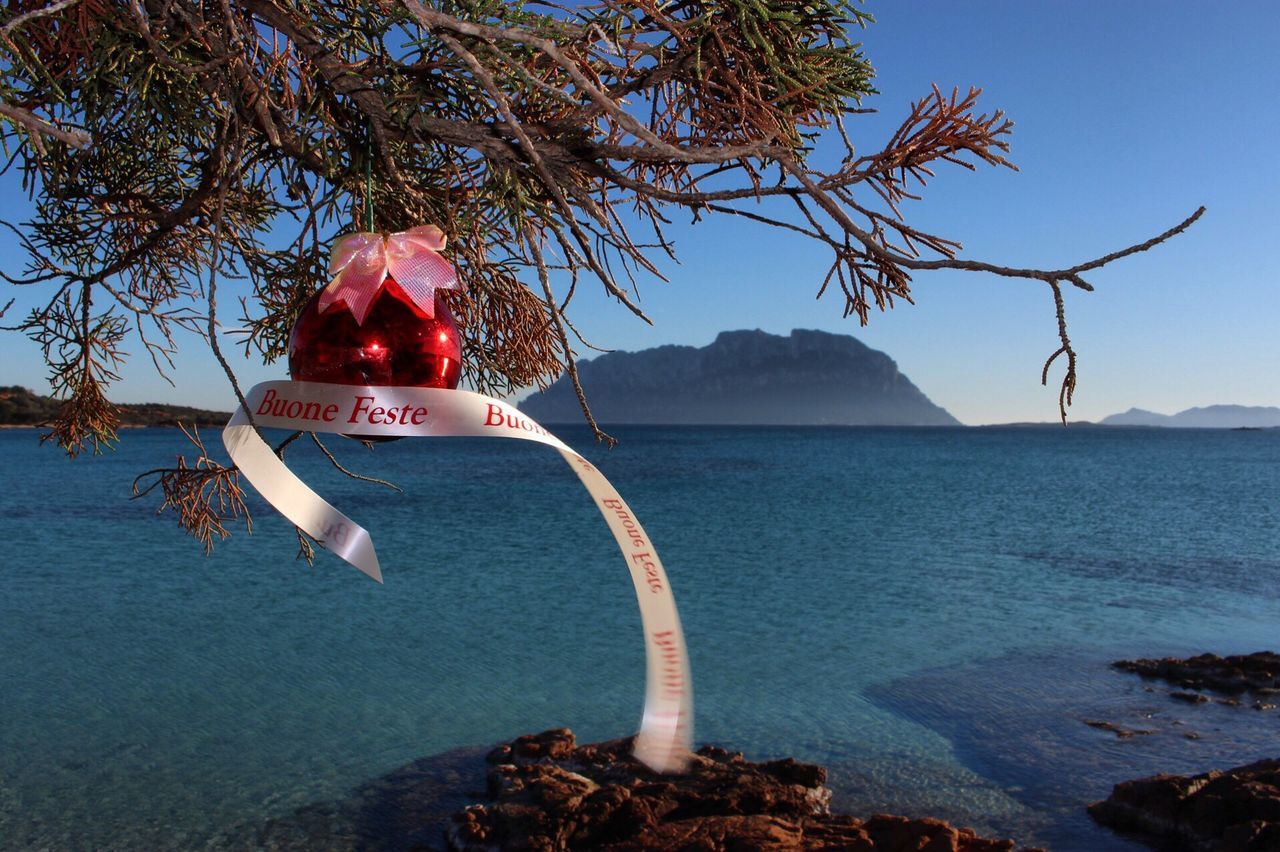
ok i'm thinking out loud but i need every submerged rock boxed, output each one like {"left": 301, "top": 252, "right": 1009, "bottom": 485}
{"left": 1089, "top": 758, "right": 1280, "bottom": 850}
{"left": 1082, "top": 719, "right": 1155, "bottom": 739}
{"left": 447, "top": 728, "right": 1029, "bottom": 851}
{"left": 221, "top": 745, "right": 491, "bottom": 851}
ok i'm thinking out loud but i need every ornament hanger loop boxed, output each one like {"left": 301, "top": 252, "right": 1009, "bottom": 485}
{"left": 363, "top": 142, "right": 374, "bottom": 232}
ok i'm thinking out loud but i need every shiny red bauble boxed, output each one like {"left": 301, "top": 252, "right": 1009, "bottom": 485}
{"left": 288, "top": 276, "right": 462, "bottom": 389}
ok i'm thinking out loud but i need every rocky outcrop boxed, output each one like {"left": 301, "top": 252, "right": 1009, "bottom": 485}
{"left": 1089, "top": 759, "right": 1280, "bottom": 851}
{"left": 447, "top": 728, "right": 1026, "bottom": 851}
{"left": 518, "top": 329, "right": 960, "bottom": 426}
{"left": 1113, "top": 652, "right": 1280, "bottom": 703}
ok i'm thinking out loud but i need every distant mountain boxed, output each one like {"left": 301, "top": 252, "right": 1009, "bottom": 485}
{"left": 0, "top": 386, "right": 231, "bottom": 427}
{"left": 1100, "top": 405, "right": 1280, "bottom": 428}
{"left": 519, "top": 329, "right": 959, "bottom": 426}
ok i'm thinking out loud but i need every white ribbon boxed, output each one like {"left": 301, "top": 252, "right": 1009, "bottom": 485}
{"left": 222, "top": 381, "right": 693, "bottom": 772}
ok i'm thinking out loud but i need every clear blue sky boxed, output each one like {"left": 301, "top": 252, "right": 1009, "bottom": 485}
{"left": 2, "top": 1, "right": 1277, "bottom": 424}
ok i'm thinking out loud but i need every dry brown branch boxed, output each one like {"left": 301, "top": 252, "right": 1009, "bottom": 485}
{"left": 1, "top": 0, "right": 83, "bottom": 35}
{"left": 428, "top": 24, "right": 652, "bottom": 323}
{"left": 1042, "top": 281, "right": 1076, "bottom": 422}
{"left": 0, "top": 102, "right": 90, "bottom": 148}
{"left": 274, "top": 430, "right": 303, "bottom": 456}
{"left": 310, "top": 432, "right": 403, "bottom": 493}
{"left": 527, "top": 224, "right": 615, "bottom": 446}
{"left": 41, "top": 365, "right": 120, "bottom": 457}
{"left": 294, "top": 526, "right": 317, "bottom": 564}
{"left": 131, "top": 424, "right": 252, "bottom": 553}
{"left": 205, "top": 116, "right": 259, "bottom": 436}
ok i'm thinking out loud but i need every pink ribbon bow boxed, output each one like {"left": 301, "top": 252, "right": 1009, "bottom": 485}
{"left": 319, "top": 225, "right": 459, "bottom": 325}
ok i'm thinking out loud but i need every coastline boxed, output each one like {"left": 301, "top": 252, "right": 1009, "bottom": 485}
{"left": 3, "top": 424, "right": 1277, "bottom": 849}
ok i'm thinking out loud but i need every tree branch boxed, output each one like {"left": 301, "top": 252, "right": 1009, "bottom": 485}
{"left": 0, "top": 102, "right": 90, "bottom": 148}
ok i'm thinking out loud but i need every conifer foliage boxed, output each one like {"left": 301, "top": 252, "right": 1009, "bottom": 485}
{"left": 0, "top": 1, "right": 1199, "bottom": 551}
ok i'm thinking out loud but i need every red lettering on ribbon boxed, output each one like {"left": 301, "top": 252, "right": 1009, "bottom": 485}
{"left": 255, "top": 389, "right": 277, "bottom": 416}
{"left": 349, "top": 395, "right": 375, "bottom": 424}
{"left": 603, "top": 498, "right": 649, "bottom": 551}
{"left": 255, "top": 390, "right": 339, "bottom": 424}
{"left": 630, "top": 551, "right": 663, "bottom": 592}
{"left": 651, "top": 630, "right": 686, "bottom": 701}
{"left": 482, "top": 403, "right": 551, "bottom": 438}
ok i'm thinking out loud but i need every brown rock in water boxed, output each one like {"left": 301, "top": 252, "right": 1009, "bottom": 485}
{"left": 447, "top": 728, "right": 1028, "bottom": 851}
{"left": 1112, "top": 651, "right": 1280, "bottom": 697}
{"left": 1089, "top": 758, "right": 1280, "bottom": 850}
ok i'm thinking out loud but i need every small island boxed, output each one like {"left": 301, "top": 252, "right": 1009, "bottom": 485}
{"left": 519, "top": 329, "right": 960, "bottom": 426}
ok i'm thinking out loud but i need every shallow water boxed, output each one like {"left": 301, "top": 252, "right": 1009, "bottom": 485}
{"left": 1, "top": 424, "right": 1277, "bottom": 849}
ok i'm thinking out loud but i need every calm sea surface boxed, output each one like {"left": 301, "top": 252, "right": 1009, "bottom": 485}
{"left": 1, "top": 424, "right": 1278, "bottom": 850}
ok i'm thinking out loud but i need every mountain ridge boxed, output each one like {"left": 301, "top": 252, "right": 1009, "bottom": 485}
{"left": 519, "top": 328, "right": 959, "bottom": 426}
{"left": 1099, "top": 405, "right": 1280, "bottom": 428}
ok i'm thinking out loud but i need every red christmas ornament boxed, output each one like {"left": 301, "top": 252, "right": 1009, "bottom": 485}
{"left": 289, "top": 226, "right": 463, "bottom": 389}
{"left": 288, "top": 277, "right": 462, "bottom": 389}
{"left": 287, "top": 226, "right": 463, "bottom": 440}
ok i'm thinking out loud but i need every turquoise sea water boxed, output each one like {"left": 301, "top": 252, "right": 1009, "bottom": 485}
{"left": 1, "top": 424, "right": 1278, "bottom": 850}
